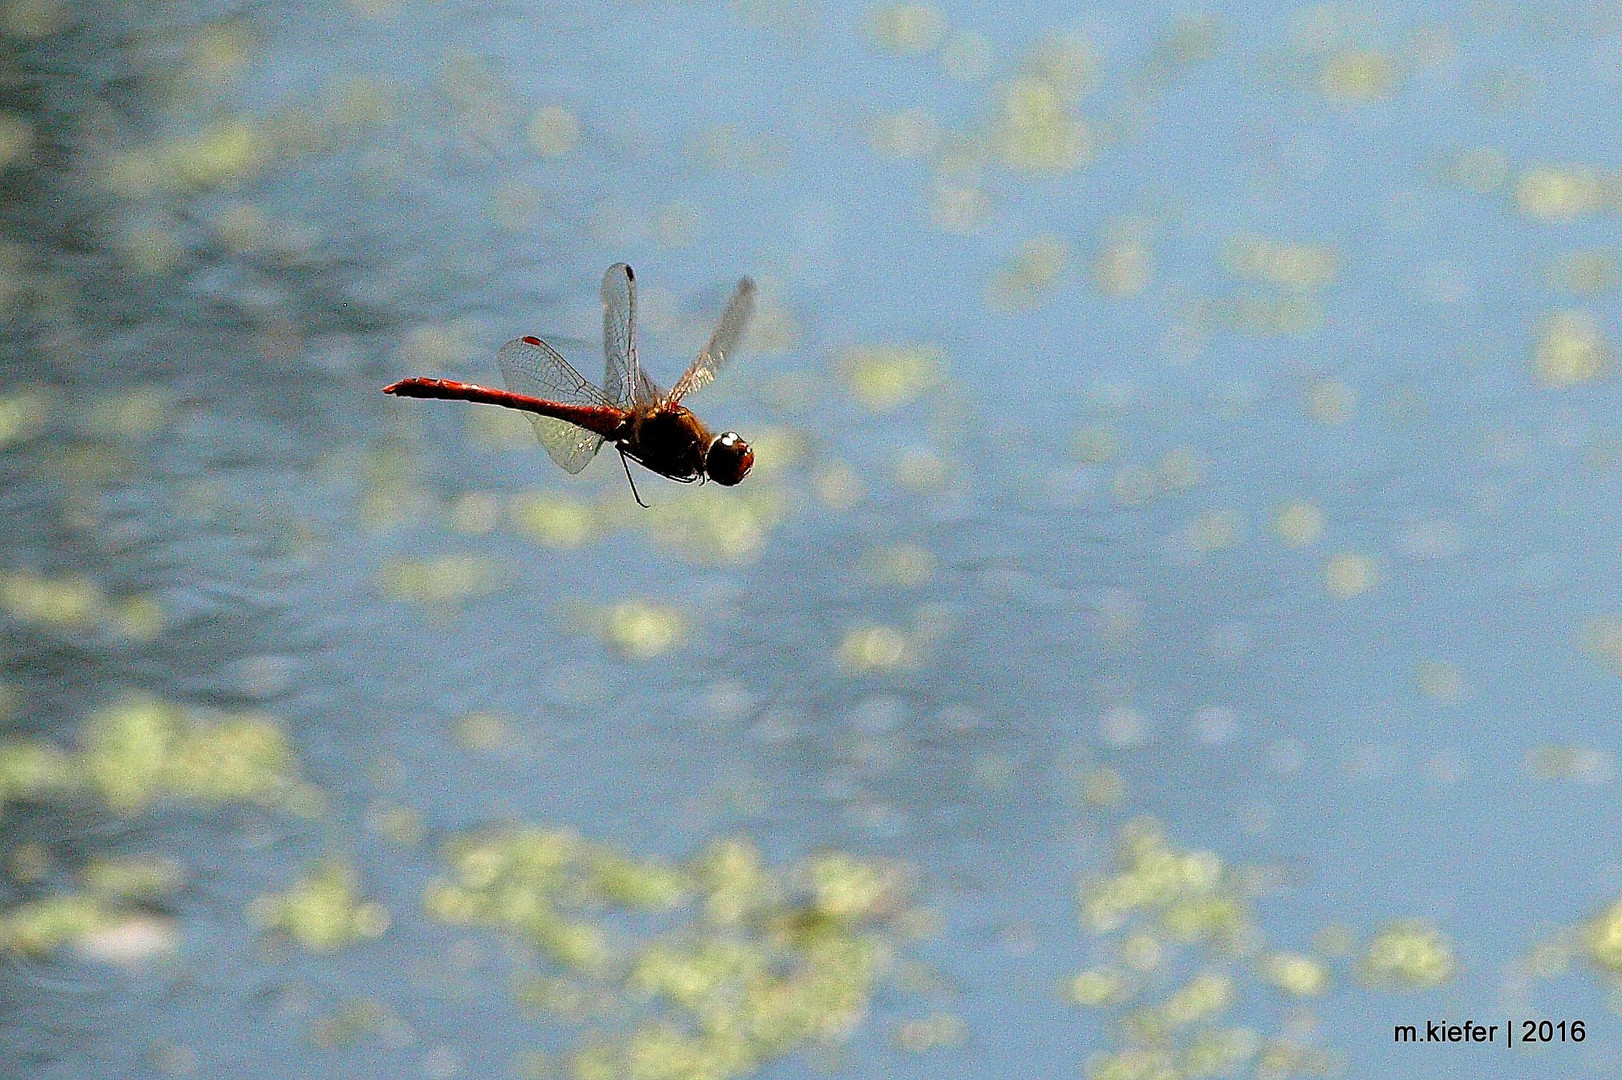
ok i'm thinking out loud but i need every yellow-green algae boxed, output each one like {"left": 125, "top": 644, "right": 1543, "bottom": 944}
{"left": 308, "top": 998, "right": 397, "bottom": 1049}
{"left": 834, "top": 344, "right": 944, "bottom": 413}
{"left": 1079, "top": 821, "right": 1241, "bottom": 942}
{"left": 2, "top": 696, "right": 322, "bottom": 958}
{"left": 864, "top": 3, "right": 946, "bottom": 55}
{"left": 1, "top": 570, "right": 114, "bottom": 631}
{"left": 1580, "top": 614, "right": 1622, "bottom": 675}
{"left": 501, "top": 426, "right": 801, "bottom": 566}
{"left": 248, "top": 859, "right": 389, "bottom": 952}
{"left": 377, "top": 553, "right": 499, "bottom": 610}
{"left": 1187, "top": 293, "right": 1325, "bottom": 337}
{"left": 1533, "top": 309, "right": 1612, "bottom": 387}
{"left": 836, "top": 622, "right": 918, "bottom": 673}
{"left": 0, "top": 893, "right": 116, "bottom": 957}
{"left": 860, "top": 543, "right": 937, "bottom": 588}
{"left": 599, "top": 601, "right": 689, "bottom": 659}
{"left": 1260, "top": 952, "right": 1329, "bottom": 997}
{"left": 82, "top": 855, "right": 184, "bottom": 904}
{"left": 607, "top": 482, "right": 787, "bottom": 567}
{"left": 0, "top": 389, "right": 47, "bottom": 446}
{"left": 1514, "top": 164, "right": 1621, "bottom": 223}
{"left": 510, "top": 490, "right": 598, "bottom": 549}
{"left": 1072, "top": 819, "right": 1351, "bottom": 1079}
{"left": 1273, "top": 501, "right": 1326, "bottom": 546}
{"left": 1526, "top": 744, "right": 1612, "bottom": 783}
{"left": 862, "top": 15, "right": 1220, "bottom": 238}
{"left": 1305, "top": 380, "right": 1358, "bottom": 424}
{"left": 986, "top": 234, "right": 1070, "bottom": 312}
{"left": 424, "top": 827, "right": 917, "bottom": 1080}
{"left": 0, "top": 109, "right": 32, "bottom": 170}
{"left": 1356, "top": 919, "right": 1455, "bottom": 990}
{"left": 893, "top": 1012, "right": 968, "bottom": 1052}
{"left": 1546, "top": 249, "right": 1617, "bottom": 296}
{"left": 528, "top": 104, "right": 580, "bottom": 156}
{"left": 2, "top": 864, "right": 179, "bottom": 968}
{"left": 425, "top": 827, "right": 651, "bottom": 974}
{"left": 2, "top": 693, "right": 319, "bottom": 818}
{"left": 1514, "top": 899, "right": 1622, "bottom": 1001}
{"left": 1318, "top": 49, "right": 1399, "bottom": 104}
{"left": 82, "top": 693, "right": 321, "bottom": 814}
{"left": 1092, "top": 219, "right": 1155, "bottom": 298}
{"left": 869, "top": 108, "right": 941, "bottom": 159}
{"left": 1220, "top": 233, "right": 1339, "bottom": 293}
{"left": 0, "top": 737, "right": 77, "bottom": 812}
{"left": 1583, "top": 898, "right": 1622, "bottom": 974}
{"left": 97, "top": 57, "right": 397, "bottom": 208}
{"left": 450, "top": 711, "right": 514, "bottom": 753}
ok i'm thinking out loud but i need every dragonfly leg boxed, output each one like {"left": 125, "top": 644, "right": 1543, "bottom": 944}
{"left": 619, "top": 448, "right": 649, "bottom": 508}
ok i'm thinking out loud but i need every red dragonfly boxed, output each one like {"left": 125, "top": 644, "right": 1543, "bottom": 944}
{"left": 383, "top": 263, "right": 756, "bottom": 506}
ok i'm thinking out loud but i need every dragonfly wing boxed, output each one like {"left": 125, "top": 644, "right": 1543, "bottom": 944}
{"left": 602, "top": 263, "right": 650, "bottom": 407}
{"left": 635, "top": 368, "right": 663, "bottom": 405}
{"left": 669, "top": 277, "right": 756, "bottom": 404}
{"left": 496, "top": 335, "right": 611, "bottom": 474}
{"left": 527, "top": 414, "right": 605, "bottom": 474}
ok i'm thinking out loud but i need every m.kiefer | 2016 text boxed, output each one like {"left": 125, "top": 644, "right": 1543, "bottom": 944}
{"left": 1393, "top": 1019, "right": 1585, "bottom": 1048}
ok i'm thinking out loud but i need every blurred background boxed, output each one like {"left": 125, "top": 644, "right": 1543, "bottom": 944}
{"left": 2, "top": 0, "right": 1621, "bottom": 1077}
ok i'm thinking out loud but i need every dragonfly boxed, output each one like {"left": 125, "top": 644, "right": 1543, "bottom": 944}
{"left": 383, "top": 263, "right": 756, "bottom": 506}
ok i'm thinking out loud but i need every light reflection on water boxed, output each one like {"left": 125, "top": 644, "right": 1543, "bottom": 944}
{"left": 3, "top": 1, "right": 1622, "bottom": 1078}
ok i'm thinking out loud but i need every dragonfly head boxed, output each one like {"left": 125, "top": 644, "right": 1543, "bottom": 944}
{"left": 706, "top": 431, "right": 753, "bottom": 486}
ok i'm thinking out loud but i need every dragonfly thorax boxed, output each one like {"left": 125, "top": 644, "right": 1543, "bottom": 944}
{"left": 622, "top": 405, "right": 712, "bottom": 482}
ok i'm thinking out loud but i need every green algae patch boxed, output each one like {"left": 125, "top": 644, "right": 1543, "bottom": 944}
{"left": 425, "top": 827, "right": 630, "bottom": 974}
{"left": 1259, "top": 951, "right": 1329, "bottom": 997}
{"left": 1079, "top": 821, "right": 1237, "bottom": 942}
{"left": 510, "top": 490, "right": 598, "bottom": 548}
{"left": 1583, "top": 898, "right": 1622, "bottom": 974}
{"left": 625, "top": 485, "right": 787, "bottom": 567}
{"left": 695, "top": 839, "right": 775, "bottom": 926}
{"left": 2, "top": 694, "right": 320, "bottom": 820}
{"left": 1072, "top": 819, "right": 1345, "bottom": 1079}
{"left": 2, "top": 697, "right": 324, "bottom": 961}
{"left": 425, "top": 828, "right": 920, "bottom": 1080}
{"left": 0, "top": 738, "right": 80, "bottom": 812}
{"left": 1357, "top": 919, "right": 1455, "bottom": 990}
{"left": 0, "top": 570, "right": 109, "bottom": 630}
{"left": 597, "top": 601, "right": 689, "bottom": 660}
{"left": 0, "top": 389, "right": 48, "bottom": 447}
{"left": 248, "top": 859, "right": 390, "bottom": 952}
{"left": 308, "top": 998, "right": 399, "bottom": 1049}
{"left": 0, "top": 884, "right": 180, "bottom": 966}
{"left": 377, "top": 554, "right": 500, "bottom": 610}
{"left": 82, "top": 855, "right": 184, "bottom": 904}
{"left": 588, "top": 848, "right": 690, "bottom": 910}
{"left": 0, "top": 567, "right": 167, "bottom": 640}
{"left": 834, "top": 344, "right": 944, "bottom": 413}
{"left": 0, "top": 885, "right": 182, "bottom": 968}
{"left": 0, "top": 893, "right": 114, "bottom": 957}
{"left": 81, "top": 694, "right": 321, "bottom": 815}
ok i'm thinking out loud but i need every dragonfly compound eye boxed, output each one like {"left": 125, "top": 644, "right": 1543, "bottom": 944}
{"left": 706, "top": 432, "right": 754, "bottom": 486}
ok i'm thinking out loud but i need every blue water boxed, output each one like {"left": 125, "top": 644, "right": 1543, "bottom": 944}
{"left": 3, "top": 1, "right": 1621, "bottom": 1077}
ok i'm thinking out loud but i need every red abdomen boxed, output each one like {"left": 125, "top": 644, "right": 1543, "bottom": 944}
{"left": 382, "top": 378, "right": 626, "bottom": 438}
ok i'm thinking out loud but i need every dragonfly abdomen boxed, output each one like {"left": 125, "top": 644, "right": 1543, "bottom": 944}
{"left": 383, "top": 378, "right": 625, "bottom": 438}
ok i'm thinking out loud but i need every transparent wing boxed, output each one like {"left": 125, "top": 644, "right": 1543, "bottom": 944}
{"left": 668, "top": 277, "right": 756, "bottom": 405}
{"left": 496, "top": 335, "right": 611, "bottom": 474}
{"left": 602, "top": 263, "right": 658, "bottom": 407}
